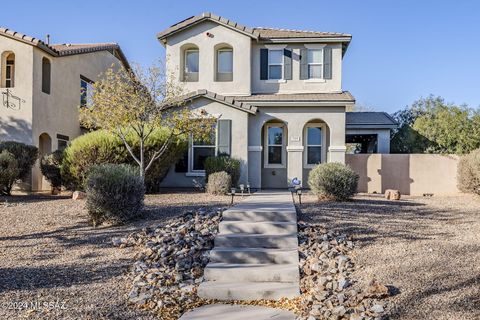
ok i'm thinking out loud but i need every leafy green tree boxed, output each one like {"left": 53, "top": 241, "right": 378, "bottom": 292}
{"left": 391, "top": 96, "right": 480, "bottom": 154}
{"left": 412, "top": 96, "right": 480, "bottom": 154}
{"left": 80, "top": 62, "right": 215, "bottom": 178}
{"left": 390, "top": 105, "right": 428, "bottom": 153}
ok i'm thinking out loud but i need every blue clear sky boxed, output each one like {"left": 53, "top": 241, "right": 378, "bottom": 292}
{"left": 3, "top": 0, "right": 480, "bottom": 113}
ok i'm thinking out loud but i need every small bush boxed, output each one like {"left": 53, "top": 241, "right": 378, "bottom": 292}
{"left": 0, "top": 141, "right": 38, "bottom": 195}
{"left": 0, "top": 151, "right": 20, "bottom": 195}
{"left": 40, "top": 150, "right": 64, "bottom": 190}
{"left": 85, "top": 164, "right": 145, "bottom": 226}
{"left": 206, "top": 171, "right": 231, "bottom": 195}
{"left": 61, "top": 129, "right": 186, "bottom": 192}
{"left": 205, "top": 156, "right": 241, "bottom": 187}
{"left": 308, "top": 163, "right": 359, "bottom": 201}
{"left": 458, "top": 149, "right": 480, "bottom": 195}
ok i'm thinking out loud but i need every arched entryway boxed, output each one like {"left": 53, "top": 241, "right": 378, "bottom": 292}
{"left": 261, "top": 119, "right": 288, "bottom": 189}
{"left": 37, "top": 133, "right": 52, "bottom": 191}
{"left": 302, "top": 119, "right": 331, "bottom": 183}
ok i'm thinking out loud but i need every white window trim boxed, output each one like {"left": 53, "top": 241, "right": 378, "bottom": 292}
{"left": 264, "top": 123, "right": 286, "bottom": 169}
{"left": 267, "top": 49, "right": 284, "bottom": 81}
{"left": 304, "top": 123, "right": 327, "bottom": 168}
{"left": 188, "top": 127, "right": 217, "bottom": 174}
{"left": 307, "top": 48, "right": 324, "bottom": 80}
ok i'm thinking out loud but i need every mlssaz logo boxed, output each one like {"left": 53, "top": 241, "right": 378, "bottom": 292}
{"left": 2, "top": 89, "right": 25, "bottom": 111}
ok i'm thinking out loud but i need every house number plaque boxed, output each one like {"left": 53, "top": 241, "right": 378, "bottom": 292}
{"left": 291, "top": 136, "right": 301, "bottom": 142}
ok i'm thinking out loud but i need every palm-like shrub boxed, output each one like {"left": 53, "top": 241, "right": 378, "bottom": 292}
{"left": 308, "top": 163, "right": 359, "bottom": 201}
{"left": 206, "top": 171, "right": 231, "bottom": 195}
{"left": 205, "top": 156, "right": 241, "bottom": 187}
{"left": 0, "top": 141, "right": 38, "bottom": 195}
{"left": 458, "top": 149, "right": 480, "bottom": 195}
{"left": 0, "top": 151, "right": 20, "bottom": 195}
{"left": 40, "top": 150, "right": 64, "bottom": 191}
{"left": 85, "top": 164, "right": 145, "bottom": 226}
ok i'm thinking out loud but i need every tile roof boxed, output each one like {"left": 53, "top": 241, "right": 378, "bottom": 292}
{"left": 157, "top": 12, "right": 351, "bottom": 43}
{"left": 254, "top": 27, "right": 351, "bottom": 40}
{"left": 0, "top": 27, "right": 130, "bottom": 68}
{"left": 232, "top": 92, "right": 355, "bottom": 103}
{"left": 173, "top": 89, "right": 258, "bottom": 114}
{"left": 346, "top": 112, "right": 397, "bottom": 127}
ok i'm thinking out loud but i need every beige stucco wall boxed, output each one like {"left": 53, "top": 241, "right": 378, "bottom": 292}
{"left": 30, "top": 48, "right": 122, "bottom": 190}
{"left": 251, "top": 43, "right": 343, "bottom": 94}
{"left": 160, "top": 97, "right": 249, "bottom": 188}
{"left": 1, "top": 34, "right": 124, "bottom": 191}
{"left": 248, "top": 105, "right": 346, "bottom": 189}
{"left": 346, "top": 154, "right": 460, "bottom": 196}
{"left": 0, "top": 37, "right": 34, "bottom": 144}
{"left": 165, "top": 21, "right": 252, "bottom": 96}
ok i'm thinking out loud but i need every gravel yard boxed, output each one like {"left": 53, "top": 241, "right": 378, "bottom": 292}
{"left": 298, "top": 193, "right": 480, "bottom": 320}
{"left": 0, "top": 191, "right": 231, "bottom": 320}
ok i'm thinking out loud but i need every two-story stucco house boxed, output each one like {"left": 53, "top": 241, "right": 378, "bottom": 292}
{"left": 157, "top": 13, "right": 396, "bottom": 189}
{"left": 0, "top": 27, "right": 129, "bottom": 191}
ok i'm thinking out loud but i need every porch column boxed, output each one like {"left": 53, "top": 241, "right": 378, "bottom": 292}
{"left": 328, "top": 146, "right": 347, "bottom": 163}
{"left": 287, "top": 146, "right": 304, "bottom": 187}
{"left": 248, "top": 146, "right": 262, "bottom": 189}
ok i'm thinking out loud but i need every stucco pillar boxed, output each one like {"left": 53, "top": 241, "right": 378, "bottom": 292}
{"left": 328, "top": 146, "right": 347, "bottom": 163}
{"left": 287, "top": 146, "right": 304, "bottom": 187}
{"left": 248, "top": 146, "right": 262, "bottom": 189}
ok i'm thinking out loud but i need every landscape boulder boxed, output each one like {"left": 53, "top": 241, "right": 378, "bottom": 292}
{"left": 384, "top": 189, "right": 401, "bottom": 200}
{"left": 72, "top": 191, "right": 87, "bottom": 200}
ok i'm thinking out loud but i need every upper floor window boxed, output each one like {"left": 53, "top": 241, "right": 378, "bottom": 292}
{"left": 300, "top": 46, "right": 332, "bottom": 80}
{"left": 80, "top": 76, "right": 94, "bottom": 107}
{"left": 215, "top": 46, "right": 233, "bottom": 82}
{"left": 307, "top": 49, "right": 323, "bottom": 79}
{"left": 42, "top": 57, "right": 51, "bottom": 94}
{"left": 268, "top": 50, "right": 283, "bottom": 80}
{"left": 183, "top": 46, "right": 199, "bottom": 82}
{"left": 1, "top": 52, "right": 15, "bottom": 88}
{"left": 260, "top": 48, "right": 292, "bottom": 81}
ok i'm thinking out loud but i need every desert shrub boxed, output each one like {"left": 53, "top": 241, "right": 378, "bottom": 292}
{"left": 458, "top": 149, "right": 480, "bottom": 195}
{"left": 40, "top": 150, "right": 64, "bottom": 190}
{"left": 85, "top": 164, "right": 145, "bottom": 226}
{"left": 204, "top": 156, "right": 241, "bottom": 187}
{"left": 0, "top": 141, "right": 38, "bottom": 195}
{"left": 0, "top": 151, "right": 20, "bottom": 195}
{"left": 61, "top": 129, "right": 186, "bottom": 192}
{"left": 206, "top": 171, "right": 231, "bottom": 195}
{"left": 308, "top": 163, "right": 359, "bottom": 201}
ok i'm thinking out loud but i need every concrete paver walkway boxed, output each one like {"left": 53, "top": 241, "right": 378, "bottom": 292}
{"left": 180, "top": 304, "right": 296, "bottom": 320}
{"left": 181, "top": 191, "right": 299, "bottom": 319}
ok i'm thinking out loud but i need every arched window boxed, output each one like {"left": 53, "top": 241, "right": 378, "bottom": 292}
{"left": 181, "top": 44, "right": 199, "bottom": 82}
{"left": 215, "top": 44, "right": 233, "bottom": 82}
{"left": 1, "top": 52, "right": 15, "bottom": 88}
{"left": 42, "top": 57, "right": 51, "bottom": 94}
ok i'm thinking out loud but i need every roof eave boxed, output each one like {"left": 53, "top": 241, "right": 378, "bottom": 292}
{"left": 240, "top": 100, "right": 355, "bottom": 107}
{"left": 157, "top": 14, "right": 259, "bottom": 44}
{"left": 346, "top": 124, "right": 397, "bottom": 130}
{"left": 258, "top": 36, "right": 352, "bottom": 44}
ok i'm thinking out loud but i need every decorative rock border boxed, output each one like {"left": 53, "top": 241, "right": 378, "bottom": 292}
{"left": 116, "top": 210, "right": 391, "bottom": 320}
{"left": 113, "top": 208, "right": 223, "bottom": 319}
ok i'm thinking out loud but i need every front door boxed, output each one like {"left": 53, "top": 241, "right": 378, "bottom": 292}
{"left": 261, "top": 123, "right": 288, "bottom": 189}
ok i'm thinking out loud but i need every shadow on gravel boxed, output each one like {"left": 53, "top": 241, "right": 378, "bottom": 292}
{"left": 297, "top": 195, "right": 461, "bottom": 246}
{"left": 0, "top": 262, "right": 128, "bottom": 292}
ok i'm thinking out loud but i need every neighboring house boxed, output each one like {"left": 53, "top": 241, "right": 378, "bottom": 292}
{"left": 158, "top": 13, "right": 396, "bottom": 189}
{"left": 0, "top": 27, "right": 129, "bottom": 191}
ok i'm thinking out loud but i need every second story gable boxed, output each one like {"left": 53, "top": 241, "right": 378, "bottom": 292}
{"left": 157, "top": 13, "right": 351, "bottom": 96}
